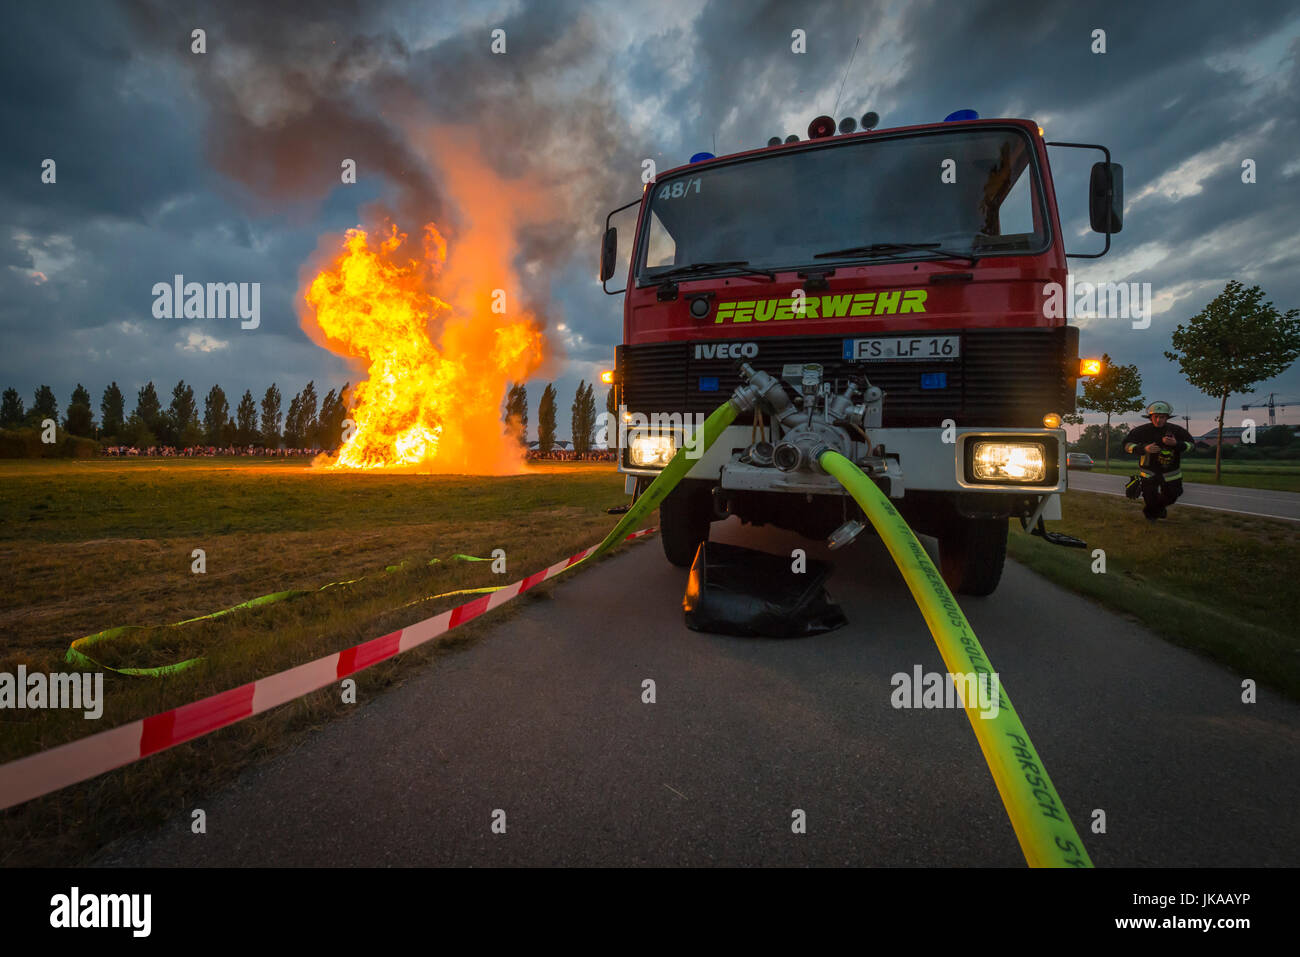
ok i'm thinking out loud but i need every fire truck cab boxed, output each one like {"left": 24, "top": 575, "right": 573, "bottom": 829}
{"left": 601, "top": 111, "right": 1121, "bottom": 595}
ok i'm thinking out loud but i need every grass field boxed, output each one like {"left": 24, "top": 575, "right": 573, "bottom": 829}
{"left": 1081, "top": 458, "right": 1300, "bottom": 492}
{"left": 0, "top": 457, "right": 631, "bottom": 865}
{"left": 1007, "top": 489, "right": 1300, "bottom": 701}
{"left": 3, "top": 457, "right": 1295, "bottom": 865}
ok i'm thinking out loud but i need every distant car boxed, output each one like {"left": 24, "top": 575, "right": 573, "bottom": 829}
{"left": 1066, "top": 452, "right": 1094, "bottom": 470}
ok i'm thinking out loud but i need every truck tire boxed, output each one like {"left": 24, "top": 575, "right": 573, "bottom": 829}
{"left": 938, "top": 517, "right": 1007, "bottom": 597}
{"left": 660, "top": 481, "right": 714, "bottom": 568}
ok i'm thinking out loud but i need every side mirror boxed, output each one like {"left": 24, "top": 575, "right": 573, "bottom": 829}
{"left": 1089, "top": 162, "right": 1123, "bottom": 234}
{"left": 600, "top": 226, "right": 619, "bottom": 282}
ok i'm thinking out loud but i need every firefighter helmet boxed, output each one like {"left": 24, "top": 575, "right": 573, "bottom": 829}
{"left": 1144, "top": 400, "right": 1173, "bottom": 418}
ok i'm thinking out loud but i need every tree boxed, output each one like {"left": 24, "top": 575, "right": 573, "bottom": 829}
{"left": 167, "top": 380, "right": 198, "bottom": 447}
{"left": 317, "top": 383, "right": 349, "bottom": 450}
{"left": 135, "top": 382, "right": 162, "bottom": 436}
{"left": 203, "top": 384, "right": 229, "bottom": 445}
{"left": 235, "top": 390, "right": 258, "bottom": 446}
{"left": 1165, "top": 280, "right": 1300, "bottom": 479}
{"left": 31, "top": 384, "right": 57, "bottom": 426}
{"left": 119, "top": 413, "right": 157, "bottom": 449}
{"left": 318, "top": 387, "right": 339, "bottom": 449}
{"left": 504, "top": 383, "right": 528, "bottom": 444}
{"left": 284, "top": 392, "right": 304, "bottom": 448}
{"left": 63, "top": 384, "right": 95, "bottom": 437}
{"left": 1077, "top": 353, "right": 1144, "bottom": 471}
{"left": 101, "top": 382, "right": 125, "bottom": 438}
{"left": 0, "top": 388, "right": 23, "bottom": 428}
{"left": 1072, "top": 422, "right": 1132, "bottom": 460}
{"left": 570, "top": 380, "right": 597, "bottom": 453}
{"left": 299, "top": 380, "right": 319, "bottom": 447}
{"left": 180, "top": 417, "right": 205, "bottom": 447}
{"left": 260, "top": 383, "right": 283, "bottom": 447}
{"left": 537, "top": 383, "right": 557, "bottom": 453}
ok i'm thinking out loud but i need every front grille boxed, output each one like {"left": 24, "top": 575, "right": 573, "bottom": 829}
{"left": 617, "top": 327, "right": 1077, "bottom": 428}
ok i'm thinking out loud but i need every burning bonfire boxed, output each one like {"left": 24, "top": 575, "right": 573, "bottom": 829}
{"left": 303, "top": 221, "right": 543, "bottom": 472}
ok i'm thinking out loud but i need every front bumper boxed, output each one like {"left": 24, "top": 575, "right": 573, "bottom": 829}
{"left": 620, "top": 424, "right": 1066, "bottom": 498}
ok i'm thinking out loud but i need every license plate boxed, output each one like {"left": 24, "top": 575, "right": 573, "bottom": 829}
{"left": 843, "top": 335, "right": 961, "bottom": 361}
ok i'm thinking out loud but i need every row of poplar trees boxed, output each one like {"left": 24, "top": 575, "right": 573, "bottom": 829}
{"left": 0, "top": 380, "right": 352, "bottom": 450}
{"left": 504, "top": 380, "right": 616, "bottom": 453}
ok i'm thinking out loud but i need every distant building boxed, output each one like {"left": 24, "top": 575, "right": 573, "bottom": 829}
{"left": 1196, "top": 426, "right": 1248, "bottom": 448}
{"left": 1195, "top": 424, "right": 1299, "bottom": 448}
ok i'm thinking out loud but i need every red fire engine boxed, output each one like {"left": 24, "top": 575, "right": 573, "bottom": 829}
{"left": 601, "top": 110, "right": 1120, "bottom": 595}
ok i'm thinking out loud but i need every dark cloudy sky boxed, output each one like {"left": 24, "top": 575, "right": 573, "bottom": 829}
{"left": 3, "top": 0, "right": 1299, "bottom": 439}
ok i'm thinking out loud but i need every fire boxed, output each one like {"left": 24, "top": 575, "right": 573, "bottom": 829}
{"left": 303, "top": 222, "right": 544, "bottom": 472}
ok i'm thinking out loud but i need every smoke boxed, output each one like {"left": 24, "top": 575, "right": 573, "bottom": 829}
{"left": 121, "top": 0, "right": 642, "bottom": 323}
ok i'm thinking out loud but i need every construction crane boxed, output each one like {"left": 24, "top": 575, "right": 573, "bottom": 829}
{"left": 1240, "top": 393, "right": 1295, "bottom": 427}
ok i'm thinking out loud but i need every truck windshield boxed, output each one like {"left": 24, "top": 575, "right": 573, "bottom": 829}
{"left": 637, "top": 127, "right": 1048, "bottom": 283}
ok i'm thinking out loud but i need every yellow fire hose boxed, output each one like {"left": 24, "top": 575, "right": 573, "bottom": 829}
{"left": 818, "top": 450, "right": 1092, "bottom": 867}
{"left": 591, "top": 395, "right": 1091, "bottom": 866}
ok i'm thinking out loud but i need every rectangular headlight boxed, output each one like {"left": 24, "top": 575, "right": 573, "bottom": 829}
{"left": 971, "top": 441, "right": 1046, "bottom": 483}
{"left": 629, "top": 434, "right": 675, "bottom": 468}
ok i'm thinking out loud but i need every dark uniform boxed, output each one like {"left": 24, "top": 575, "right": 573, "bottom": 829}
{"left": 1121, "top": 422, "right": 1196, "bottom": 519}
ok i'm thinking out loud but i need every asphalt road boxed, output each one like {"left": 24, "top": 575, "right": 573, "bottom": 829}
{"left": 1067, "top": 470, "right": 1300, "bottom": 521}
{"left": 95, "top": 517, "right": 1300, "bottom": 867}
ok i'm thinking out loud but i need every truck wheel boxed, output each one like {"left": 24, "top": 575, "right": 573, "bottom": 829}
{"left": 660, "top": 481, "right": 714, "bottom": 568}
{"left": 938, "top": 517, "right": 1007, "bottom": 597}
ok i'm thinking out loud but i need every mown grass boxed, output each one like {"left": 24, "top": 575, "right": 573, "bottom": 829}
{"left": 0, "top": 458, "right": 632, "bottom": 866}
{"left": 1007, "top": 489, "right": 1300, "bottom": 700}
{"left": 1083, "top": 459, "right": 1300, "bottom": 492}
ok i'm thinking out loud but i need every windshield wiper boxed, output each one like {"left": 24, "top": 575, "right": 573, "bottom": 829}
{"left": 813, "top": 242, "right": 978, "bottom": 266}
{"left": 647, "top": 260, "right": 777, "bottom": 283}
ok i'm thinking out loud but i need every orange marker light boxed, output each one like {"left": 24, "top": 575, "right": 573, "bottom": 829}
{"left": 1043, "top": 413, "right": 1061, "bottom": 428}
{"left": 600, "top": 370, "right": 615, "bottom": 384}
{"left": 1079, "top": 358, "right": 1103, "bottom": 376}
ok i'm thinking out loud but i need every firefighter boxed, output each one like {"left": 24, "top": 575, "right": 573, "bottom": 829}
{"left": 1121, "top": 401, "right": 1197, "bottom": 521}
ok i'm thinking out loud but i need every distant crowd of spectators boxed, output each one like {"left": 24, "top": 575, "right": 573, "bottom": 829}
{"left": 526, "top": 448, "right": 616, "bottom": 462}
{"left": 98, "top": 444, "right": 615, "bottom": 461}
{"left": 101, "top": 445, "right": 324, "bottom": 457}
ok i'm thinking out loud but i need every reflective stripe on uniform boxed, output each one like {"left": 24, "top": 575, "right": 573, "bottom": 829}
{"left": 1163, "top": 470, "right": 1182, "bottom": 481}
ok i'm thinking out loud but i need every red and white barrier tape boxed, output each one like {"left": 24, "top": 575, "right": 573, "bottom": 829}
{"left": 0, "top": 528, "right": 656, "bottom": 811}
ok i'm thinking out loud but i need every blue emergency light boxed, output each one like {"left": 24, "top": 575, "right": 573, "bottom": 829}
{"left": 943, "top": 109, "right": 979, "bottom": 122}
{"left": 689, "top": 152, "right": 715, "bottom": 163}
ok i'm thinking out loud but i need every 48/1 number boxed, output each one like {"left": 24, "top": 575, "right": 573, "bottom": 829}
{"left": 659, "top": 178, "right": 701, "bottom": 200}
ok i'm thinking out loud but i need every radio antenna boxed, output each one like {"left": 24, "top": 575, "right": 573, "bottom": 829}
{"left": 831, "top": 35, "right": 861, "bottom": 118}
